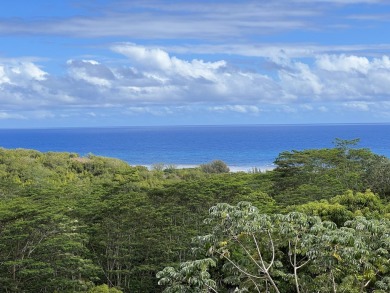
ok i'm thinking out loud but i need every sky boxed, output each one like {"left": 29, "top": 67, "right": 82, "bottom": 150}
{"left": 1, "top": 0, "right": 390, "bottom": 128}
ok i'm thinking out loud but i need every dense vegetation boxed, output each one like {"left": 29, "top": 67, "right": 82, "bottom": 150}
{"left": 0, "top": 139, "right": 389, "bottom": 292}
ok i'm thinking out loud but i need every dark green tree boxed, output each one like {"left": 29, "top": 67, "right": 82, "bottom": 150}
{"left": 272, "top": 139, "right": 378, "bottom": 204}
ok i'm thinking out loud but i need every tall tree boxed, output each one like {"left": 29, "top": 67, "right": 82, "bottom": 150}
{"left": 158, "top": 202, "right": 390, "bottom": 293}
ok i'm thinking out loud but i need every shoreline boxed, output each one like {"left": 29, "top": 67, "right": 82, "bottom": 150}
{"left": 139, "top": 164, "right": 276, "bottom": 173}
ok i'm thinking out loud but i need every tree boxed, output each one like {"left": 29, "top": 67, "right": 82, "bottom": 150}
{"left": 200, "top": 160, "right": 230, "bottom": 174}
{"left": 157, "top": 258, "right": 218, "bottom": 292}
{"left": 293, "top": 190, "right": 389, "bottom": 226}
{"left": 88, "top": 284, "right": 123, "bottom": 293}
{"left": 272, "top": 139, "right": 377, "bottom": 204}
{"left": 363, "top": 155, "right": 390, "bottom": 197}
{"left": 157, "top": 202, "right": 390, "bottom": 293}
{"left": 0, "top": 197, "right": 101, "bottom": 292}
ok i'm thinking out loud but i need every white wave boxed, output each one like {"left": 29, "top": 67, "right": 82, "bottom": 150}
{"left": 135, "top": 163, "right": 275, "bottom": 173}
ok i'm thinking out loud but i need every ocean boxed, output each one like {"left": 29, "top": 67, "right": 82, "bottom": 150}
{"left": 0, "top": 124, "right": 389, "bottom": 172}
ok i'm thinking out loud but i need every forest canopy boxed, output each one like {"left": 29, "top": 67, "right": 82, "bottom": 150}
{"left": 0, "top": 139, "right": 389, "bottom": 292}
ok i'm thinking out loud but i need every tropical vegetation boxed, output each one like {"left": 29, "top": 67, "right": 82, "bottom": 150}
{"left": 0, "top": 139, "right": 389, "bottom": 292}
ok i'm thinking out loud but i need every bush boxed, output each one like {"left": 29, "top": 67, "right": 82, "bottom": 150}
{"left": 87, "top": 284, "right": 123, "bottom": 293}
{"left": 200, "top": 160, "right": 230, "bottom": 173}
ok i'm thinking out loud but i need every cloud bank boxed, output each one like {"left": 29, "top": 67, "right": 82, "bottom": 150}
{"left": 1, "top": 43, "right": 390, "bottom": 122}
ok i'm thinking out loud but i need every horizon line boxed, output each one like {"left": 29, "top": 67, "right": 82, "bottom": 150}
{"left": 2, "top": 122, "right": 390, "bottom": 130}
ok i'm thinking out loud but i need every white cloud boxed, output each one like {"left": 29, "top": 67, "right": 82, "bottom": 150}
{"left": 19, "top": 62, "right": 47, "bottom": 81}
{"left": 164, "top": 43, "right": 390, "bottom": 60}
{"left": 279, "top": 61, "right": 323, "bottom": 97}
{"left": 265, "top": 53, "right": 390, "bottom": 103}
{"left": 67, "top": 59, "right": 114, "bottom": 87}
{"left": 1, "top": 46, "right": 390, "bottom": 121}
{"left": 209, "top": 105, "right": 261, "bottom": 114}
{"left": 278, "top": 105, "right": 297, "bottom": 113}
{"left": 313, "top": 54, "right": 390, "bottom": 99}
{"left": 1, "top": 0, "right": 390, "bottom": 124}
{"left": 0, "top": 66, "right": 11, "bottom": 84}
{"left": 112, "top": 45, "right": 172, "bottom": 71}
{"left": 0, "top": 1, "right": 315, "bottom": 39}
{"left": 0, "top": 112, "right": 26, "bottom": 119}
{"left": 316, "top": 54, "right": 390, "bottom": 74}
{"left": 1, "top": 0, "right": 387, "bottom": 44}
{"left": 111, "top": 43, "right": 226, "bottom": 81}
{"left": 342, "top": 102, "right": 371, "bottom": 111}
{"left": 109, "top": 43, "right": 281, "bottom": 105}
{"left": 0, "top": 62, "right": 47, "bottom": 85}
{"left": 125, "top": 106, "right": 175, "bottom": 116}
{"left": 316, "top": 54, "right": 371, "bottom": 74}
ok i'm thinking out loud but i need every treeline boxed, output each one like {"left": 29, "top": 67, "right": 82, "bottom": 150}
{"left": 0, "top": 139, "right": 389, "bottom": 292}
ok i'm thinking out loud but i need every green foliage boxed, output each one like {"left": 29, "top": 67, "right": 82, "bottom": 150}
{"left": 200, "top": 160, "right": 230, "bottom": 174}
{"left": 272, "top": 139, "right": 381, "bottom": 205}
{"left": 158, "top": 201, "right": 390, "bottom": 293}
{"left": 363, "top": 155, "right": 390, "bottom": 197}
{"left": 0, "top": 197, "right": 101, "bottom": 292}
{"left": 0, "top": 141, "right": 389, "bottom": 292}
{"left": 330, "top": 189, "right": 386, "bottom": 217}
{"left": 0, "top": 148, "right": 277, "bottom": 292}
{"left": 293, "top": 190, "right": 389, "bottom": 225}
{"left": 157, "top": 258, "right": 217, "bottom": 292}
{"left": 87, "top": 284, "right": 123, "bottom": 293}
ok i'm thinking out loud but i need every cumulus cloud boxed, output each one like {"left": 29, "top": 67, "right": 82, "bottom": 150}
{"left": 0, "top": 61, "right": 50, "bottom": 109}
{"left": 1, "top": 0, "right": 390, "bottom": 125}
{"left": 268, "top": 53, "right": 390, "bottom": 102}
{"left": 109, "top": 43, "right": 280, "bottom": 105}
{"left": 111, "top": 43, "right": 226, "bottom": 80}
{"left": 316, "top": 54, "right": 371, "bottom": 74}
{"left": 0, "top": 61, "right": 47, "bottom": 85}
{"left": 67, "top": 59, "right": 115, "bottom": 87}
{"left": 0, "top": 66, "right": 11, "bottom": 84}
{"left": 317, "top": 54, "right": 390, "bottom": 73}
{"left": 1, "top": 44, "right": 390, "bottom": 121}
{"left": 279, "top": 61, "right": 323, "bottom": 97}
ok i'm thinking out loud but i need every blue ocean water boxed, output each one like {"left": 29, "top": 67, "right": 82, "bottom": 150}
{"left": 0, "top": 124, "right": 389, "bottom": 171}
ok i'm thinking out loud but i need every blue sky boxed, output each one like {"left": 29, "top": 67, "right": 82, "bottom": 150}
{"left": 1, "top": 0, "right": 390, "bottom": 127}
